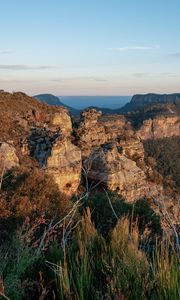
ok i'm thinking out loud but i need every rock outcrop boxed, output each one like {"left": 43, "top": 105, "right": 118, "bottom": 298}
{"left": 24, "top": 117, "right": 81, "bottom": 197}
{"left": 27, "top": 128, "right": 60, "bottom": 167}
{"left": 102, "top": 115, "right": 127, "bottom": 141}
{"left": 117, "top": 134, "right": 145, "bottom": 163}
{"left": 76, "top": 109, "right": 107, "bottom": 157}
{"left": 46, "top": 139, "right": 81, "bottom": 196}
{"left": 76, "top": 109, "right": 148, "bottom": 201}
{"left": 50, "top": 109, "right": 72, "bottom": 136}
{"left": 0, "top": 91, "right": 81, "bottom": 197}
{"left": 0, "top": 91, "right": 179, "bottom": 224}
{"left": 76, "top": 109, "right": 128, "bottom": 158}
{"left": 137, "top": 116, "right": 180, "bottom": 140}
{"left": 85, "top": 143, "right": 147, "bottom": 202}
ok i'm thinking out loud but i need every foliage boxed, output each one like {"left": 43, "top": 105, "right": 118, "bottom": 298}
{"left": 0, "top": 189, "right": 178, "bottom": 299}
{"left": 0, "top": 231, "right": 40, "bottom": 300}
{"left": 81, "top": 192, "right": 162, "bottom": 238}
{"left": 80, "top": 191, "right": 130, "bottom": 235}
{"left": 151, "top": 239, "right": 180, "bottom": 300}
{"left": 49, "top": 211, "right": 179, "bottom": 300}
{"left": 0, "top": 206, "right": 179, "bottom": 299}
{"left": 144, "top": 137, "right": 180, "bottom": 189}
{"left": 1, "top": 167, "right": 72, "bottom": 218}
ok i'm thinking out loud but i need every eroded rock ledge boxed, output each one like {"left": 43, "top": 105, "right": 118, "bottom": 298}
{"left": 46, "top": 139, "right": 81, "bottom": 196}
{"left": 19, "top": 107, "right": 180, "bottom": 204}
{"left": 0, "top": 92, "right": 179, "bottom": 232}
{"left": 137, "top": 116, "right": 180, "bottom": 140}
{"left": 0, "top": 92, "right": 180, "bottom": 207}
{"left": 84, "top": 143, "right": 147, "bottom": 202}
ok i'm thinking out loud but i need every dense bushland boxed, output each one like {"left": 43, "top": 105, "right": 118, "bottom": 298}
{"left": 0, "top": 188, "right": 179, "bottom": 300}
{"left": 144, "top": 137, "right": 180, "bottom": 190}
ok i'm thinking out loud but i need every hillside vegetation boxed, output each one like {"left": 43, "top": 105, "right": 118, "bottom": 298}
{"left": 144, "top": 137, "right": 180, "bottom": 189}
{"left": 0, "top": 91, "right": 179, "bottom": 299}
{"left": 0, "top": 188, "right": 179, "bottom": 300}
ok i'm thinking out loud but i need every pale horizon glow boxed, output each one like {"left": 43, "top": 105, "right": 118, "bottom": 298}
{"left": 0, "top": 0, "right": 180, "bottom": 96}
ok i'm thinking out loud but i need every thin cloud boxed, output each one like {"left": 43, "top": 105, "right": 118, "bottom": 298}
{"left": 168, "top": 52, "right": 180, "bottom": 58}
{"left": 109, "top": 45, "right": 160, "bottom": 52}
{"left": 0, "top": 64, "right": 52, "bottom": 70}
{"left": 0, "top": 50, "right": 14, "bottom": 55}
{"left": 51, "top": 77, "right": 108, "bottom": 83}
{"left": 160, "top": 72, "right": 180, "bottom": 78}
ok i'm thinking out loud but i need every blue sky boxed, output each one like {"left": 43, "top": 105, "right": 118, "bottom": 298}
{"left": 0, "top": 0, "right": 180, "bottom": 96}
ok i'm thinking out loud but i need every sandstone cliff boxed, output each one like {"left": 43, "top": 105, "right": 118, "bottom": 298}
{"left": 120, "top": 92, "right": 180, "bottom": 112}
{"left": 0, "top": 91, "right": 82, "bottom": 197}
{"left": 76, "top": 109, "right": 107, "bottom": 157}
{"left": 76, "top": 109, "right": 148, "bottom": 202}
{"left": 76, "top": 109, "right": 128, "bottom": 157}
{"left": 0, "top": 92, "right": 179, "bottom": 228}
{"left": 50, "top": 110, "right": 72, "bottom": 136}
{"left": 84, "top": 144, "right": 147, "bottom": 202}
{"left": 46, "top": 139, "right": 81, "bottom": 196}
{"left": 137, "top": 116, "right": 180, "bottom": 140}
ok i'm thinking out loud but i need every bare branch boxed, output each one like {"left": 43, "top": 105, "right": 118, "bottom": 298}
{"left": 0, "top": 166, "right": 5, "bottom": 191}
{"left": 0, "top": 291, "right": 10, "bottom": 300}
{"left": 103, "top": 188, "right": 118, "bottom": 220}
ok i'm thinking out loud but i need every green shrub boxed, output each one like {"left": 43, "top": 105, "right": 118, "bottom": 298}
{"left": 0, "top": 231, "right": 41, "bottom": 300}
{"left": 0, "top": 207, "right": 179, "bottom": 300}
{"left": 144, "top": 137, "right": 180, "bottom": 189}
{"left": 80, "top": 192, "right": 161, "bottom": 240}
{"left": 80, "top": 191, "right": 131, "bottom": 235}
{"left": 151, "top": 239, "right": 180, "bottom": 300}
{"left": 50, "top": 211, "right": 165, "bottom": 299}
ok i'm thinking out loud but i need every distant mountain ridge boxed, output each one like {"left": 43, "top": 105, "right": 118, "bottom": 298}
{"left": 34, "top": 93, "right": 180, "bottom": 118}
{"left": 34, "top": 94, "right": 131, "bottom": 116}
{"left": 120, "top": 93, "right": 180, "bottom": 113}
{"left": 34, "top": 93, "right": 80, "bottom": 115}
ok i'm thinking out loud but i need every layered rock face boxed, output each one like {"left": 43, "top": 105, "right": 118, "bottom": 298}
{"left": 85, "top": 144, "right": 147, "bottom": 202}
{"left": 76, "top": 109, "right": 107, "bottom": 157}
{"left": 137, "top": 116, "right": 180, "bottom": 140}
{"left": 131, "top": 93, "right": 180, "bottom": 105}
{"left": 77, "top": 108, "right": 145, "bottom": 162}
{"left": 0, "top": 91, "right": 82, "bottom": 197}
{"left": 117, "top": 134, "right": 145, "bottom": 162}
{"left": 76, "top": 109, "right": 148, "bottom": 201}
{"left": 50, "top": 110, "right": 72, "bottom": 136}
{"left": 46, "top": 139, "right": 82, "bottom": 196}
{"left": 1, "top": 91, "right": 179, "bottom": 231}
{"left": 76, "top": 109, "right": 128, "bottom": 157}
{"left": 1, "top": 92, "right": 180, "bottom": 208}
{"left": 102, "top": 115, "right": 127, "bottom": 141}
{"left": 27, "top": 128, "right": 60, "bottom": 167}
{"left": 24, "top": 112, "right": 81, "bottom": 196}
{"left": 121, "top": 92, "right": 180, "bottom": 112}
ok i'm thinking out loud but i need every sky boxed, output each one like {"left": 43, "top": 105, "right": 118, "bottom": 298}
{"left": 0, "top": 0, "right": 180, "bottom": 96}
